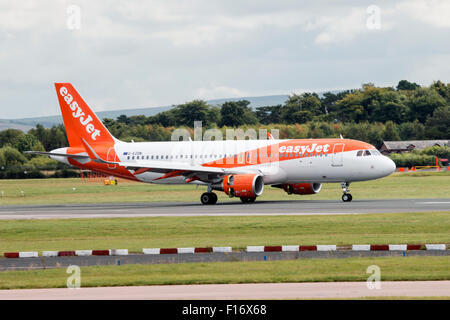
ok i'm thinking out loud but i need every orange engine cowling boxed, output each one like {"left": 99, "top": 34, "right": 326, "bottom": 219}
{"left": 283, "top": 183, "right": 322, "bottom": 195}
{"left": 223, "top": 174, "right": 264, "bottom": 198}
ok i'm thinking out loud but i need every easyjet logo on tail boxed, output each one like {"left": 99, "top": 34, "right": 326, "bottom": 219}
{"left": 59, "top": 86, "right": 101, "bottom": 141}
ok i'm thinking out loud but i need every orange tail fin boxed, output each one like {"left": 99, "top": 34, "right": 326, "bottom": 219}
{"left": 54, "top": 83, "right": 116, "bottom": 148}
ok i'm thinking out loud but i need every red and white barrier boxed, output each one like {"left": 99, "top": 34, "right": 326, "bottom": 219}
{"left": 425, "top": 244, "right": 446, "bottom": 250}
{"left": 317, "top": 245, "right": 337, "bottom": 251}
{"left": 75, "top": 250, "right": 92, "bottom": 256}
{"left": 247, "top": 246, "right": 264, "bottom": 252}
{"left": 2, "top": 243, "right": 448, "bottom": 258}
{"left": 109, "top": 249, "right": 128, "bottom": 256}
{"left": 143, "top": 248, "right": 161, "bottom": 254}
{"left": 212, "top": 247, "right": 232, "bottom": 253}
{"left": 19, "top": 252, "right": 38, "bottom": 258}
{"left": 178, "top": 248, "right": 195, "bottom": 254}
{"left": 282, "top": 245, "right": 299, "bottom": 252}
{"left": 389, "top": 244, "right": 407, "bottom": 251}
{"left": 42, "top": 251, "right": 58, "bottom": 257}
{"left": 352, "top": 245, "right": 370, "bottom": 251}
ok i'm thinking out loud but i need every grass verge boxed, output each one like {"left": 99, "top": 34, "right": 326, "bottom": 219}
{"left": 0, "top": 212, "right": 449, "bottom": 253}
{"left": 0, "top": 256, "right": 448, "bottom": 290}
{"left": 0, "top": 171, "right": 449, "bottom": 205}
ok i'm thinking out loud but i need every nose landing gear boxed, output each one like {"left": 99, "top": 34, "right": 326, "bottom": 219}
{"left": 341, "top": 182, "right": 352, "bottom": 202}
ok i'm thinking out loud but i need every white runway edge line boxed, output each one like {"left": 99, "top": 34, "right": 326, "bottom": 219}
{"left": 3, "top": 244, "right": 448, "bottom": 258}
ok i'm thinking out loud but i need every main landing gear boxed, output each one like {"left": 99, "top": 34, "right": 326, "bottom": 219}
{"left": 200, "top": 192, "right": 218, "bottom": 205}
{"left": 341, "top": 182, "right": 353, "bottom": 202}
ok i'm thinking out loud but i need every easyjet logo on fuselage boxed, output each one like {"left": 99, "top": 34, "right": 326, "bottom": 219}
{"left": 279, "top": 143, "right": 330, "bottom": 154}
{"left": 59, "top": 86, "right": 101, "bottom": 141}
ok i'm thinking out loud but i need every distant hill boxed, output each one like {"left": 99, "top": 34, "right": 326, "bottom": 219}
{"left": 1, "top": 94, "right": 290, "bottom": 131}
{"left": 0, "top": 119, "right": 35, "bottom": 132}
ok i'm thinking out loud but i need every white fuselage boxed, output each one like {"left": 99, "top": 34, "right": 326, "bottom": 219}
{"left": 109, "top": 139, "right": 396, "bottom": 185}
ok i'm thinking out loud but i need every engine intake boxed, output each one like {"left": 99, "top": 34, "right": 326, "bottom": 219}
{"left": 222, "top": 174, "right": 264, "bottom": 198}
{"left": 282, "top": 183, "right": 322, "bottom": 195}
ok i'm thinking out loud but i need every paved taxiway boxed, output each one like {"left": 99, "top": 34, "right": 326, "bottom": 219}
{"left": 0, "top": 198, "right": 449, "bottom": 219}
{"left": 1, "top": 281, "right": 449, "bottom": 299}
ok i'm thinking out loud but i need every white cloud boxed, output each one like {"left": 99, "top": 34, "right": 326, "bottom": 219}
{"left": 0, "top": 0, "right": 449, "bottom": 118}
{"left": 396, "top": 0, "right": 450, "bottom": 28}
{"left": 311, "top": 7, "right": 394, "bottom": 45}
{"left": 408, "top": 54, "right": 450, "bottom": 84}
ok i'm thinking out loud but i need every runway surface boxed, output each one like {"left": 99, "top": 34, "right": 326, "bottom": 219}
{"left": 1, "top": 281, "right": 449, "bottom": 299}
{"left": 0, "top": 198, "right": 449, "bottom": 219}
{"left": 2, "top": 251, "right": 448, "bottom": 271}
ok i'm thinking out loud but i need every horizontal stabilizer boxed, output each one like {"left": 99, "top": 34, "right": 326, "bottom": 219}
{"left": 24, "top": 151, "right": 90, "bottom": 159}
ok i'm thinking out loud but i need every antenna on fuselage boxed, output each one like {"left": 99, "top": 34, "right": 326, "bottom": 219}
{"left": 339, "top": 134, "right": 344, "bottom": 139}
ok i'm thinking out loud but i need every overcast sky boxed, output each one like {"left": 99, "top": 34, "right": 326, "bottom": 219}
{"left": 1, "top": 0, "right": 449, "bottom": 119}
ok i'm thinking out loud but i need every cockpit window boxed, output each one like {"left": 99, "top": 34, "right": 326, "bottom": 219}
{"left": 372, "top": 150, "right": 381, "bottom": 155}
{"left": 357, "top": 150, "right": 363, "bottom": 157}
{"left": 364, "top": 150, "right": 371, "bottom": 156}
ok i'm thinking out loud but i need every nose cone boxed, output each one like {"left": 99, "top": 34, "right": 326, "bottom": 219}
{"left": 383, "top": 156, "right": 396, "bottom": 176}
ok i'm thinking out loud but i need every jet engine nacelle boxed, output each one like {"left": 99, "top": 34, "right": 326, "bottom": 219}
{"left": 222, "top": 174, "right": 264, "bottom": 198}
{"left": 283, "top": 183, "right": 322, "bottom": 195}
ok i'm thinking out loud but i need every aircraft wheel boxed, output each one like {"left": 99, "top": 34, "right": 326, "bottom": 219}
{"left": 342, "top": 193, "right": 353, "bottom": 202}
{"left": 211, "top": 193, "right": 218, "bottom": 204}
{"left": 201, "top": 192, "right": 217, "bottom": 205}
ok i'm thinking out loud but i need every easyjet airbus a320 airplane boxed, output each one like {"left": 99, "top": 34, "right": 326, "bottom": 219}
{"left": 28, "top": 83, "right": 396, "bottom": 205}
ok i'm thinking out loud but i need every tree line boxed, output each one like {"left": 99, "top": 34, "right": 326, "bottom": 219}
{"left": 103, "top": 80, "right": 449, "bottom": 142}
{"left": 0, "top": 80, "right": 449, "bottom": 177}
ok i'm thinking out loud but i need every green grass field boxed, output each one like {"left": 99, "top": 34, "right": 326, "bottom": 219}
{"left": 0, "top": 256, "right": 448, "bottom": 290}
{"left": 1, "top": 212, "right": 449, "bottom": 253}
{"left": 0, "top": 171, "right": 449, "bottom": 205}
